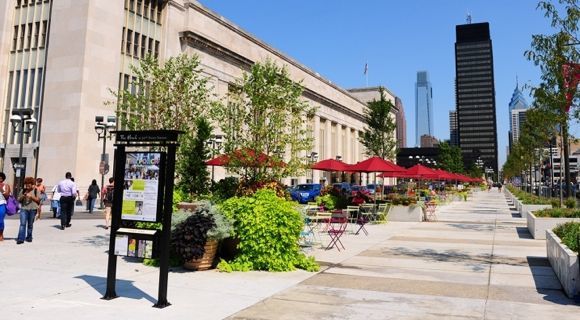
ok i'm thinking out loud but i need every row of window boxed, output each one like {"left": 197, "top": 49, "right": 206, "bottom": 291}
{"left": 11, "top": 21, "right": 48, "bottom": 52}
{"left": 456, "top": 59, "right": 492, "bottom": 66}
{"left": 457, "top": 82, "right": 494, "bottom": 89}
{"left": 457, "top": 42, "right": 490, "bottom": 50}
{"left": 15, "top": 0, "right": 49, "bottom": 8}
{"left": 121, "top": 27, "right": 160, "bottom": 59}
{"left": 461, "top": 137, "right": 496, "bottom": 143}
{"left": 457, "top": 86, "right": 493, "bottom": 93}
{"left": 457, "top": 66, "right": 492, "bottom": 73}
{"left": 6, "top": 68, "right": 43, "bottom": 110}
{"left": 456, "top": 54, "right": 491, "bottom": 62}
{"left": 457, "top": 70, "right": 491, "bottom": 77}
{"left": 125, "top": 0, "right": 162, "bottom": 24}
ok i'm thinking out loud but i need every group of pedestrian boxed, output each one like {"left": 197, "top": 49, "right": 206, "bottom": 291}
{"left": 0, "top": 171, "right": 115, "bottom": 244}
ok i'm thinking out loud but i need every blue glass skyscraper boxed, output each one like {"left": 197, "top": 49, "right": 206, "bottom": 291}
{"left": 415, "top": 71, "right": 433, "bottom": 146}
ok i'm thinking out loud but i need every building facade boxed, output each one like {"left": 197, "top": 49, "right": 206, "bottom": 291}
{"left": 0, "top": 0, "right": 399, "bottom": 190}
{"left": 395, "top": 96, "right": 406, "bottom": 148}
{"left": 415, "top": 71, "right": 433, "bottom": 146}
{"left": 449, "top": 110, "right": 458, "bottom": 146}
{"left": 454, "top": 22, "right": 498, "bottom": 174}
{"left": 420, "top": 134, "right": 439, "bottom": 148}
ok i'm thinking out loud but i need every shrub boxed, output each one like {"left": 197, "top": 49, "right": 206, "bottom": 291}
{"left": 550, "top": 199, "right": 561, "bottom": 208}
{"left": 171, "top": 202, "right": 233, "bottom": 264}
{"left": 316, "top": 193, "right": 337, "bottom": 210}
{"left": 564, "top": 198, "right": 576, "bottom": 209}
{"left": 553, "top": 222, "right": 580, "bottom": 253}
{"left": 217, "top": 189, "right": 319, "bottom": 272}
{"left": 210, "top": 177, "right": 239, "bottom": 202}
{"left": 534, "top": 208, "right": 580, "bottom": 218}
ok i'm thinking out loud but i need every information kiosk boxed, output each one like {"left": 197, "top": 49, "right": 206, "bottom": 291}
{"left": 103, "top": 130, "right": 181, "bottom": 308}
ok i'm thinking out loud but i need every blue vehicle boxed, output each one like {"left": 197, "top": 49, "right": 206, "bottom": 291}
{"left": 291, "top": 184, "right": 322, "bottom": 203}
{"left": 332, "top": 182, "right": 351, "bottom": 194}
{"left": 366, "top": 184, "right": 377, "bottom": 195}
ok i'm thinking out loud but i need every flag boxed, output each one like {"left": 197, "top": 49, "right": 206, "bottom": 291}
{"left": 364, "top": 62, "right": 368, "bottom": 75}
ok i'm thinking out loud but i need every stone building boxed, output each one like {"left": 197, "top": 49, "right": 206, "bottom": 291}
{"left": 0, "top": 0, "right": 400, "bottom": 190}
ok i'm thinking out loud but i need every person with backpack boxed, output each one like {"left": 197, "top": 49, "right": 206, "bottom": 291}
{"left": 17, "top": 176, "right": 41, "bottom": 244}
{"left": 0, "top": 172, "right": 12, "bottom": 242}
{"left": 101, "top": 177, "right": 114, "bottom": 230}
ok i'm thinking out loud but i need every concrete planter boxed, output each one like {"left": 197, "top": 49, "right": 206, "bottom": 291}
{"left": 528, "top": 211, "right": 580, "bottom": 239}
{"left": 387, "top": 205, "right": 423, "bottom": 222}
{"left": 519, "top": 204, "right": 551, "bottom": 219}
{"left": 546, "top": 230, "right": 580, "bottom": 299}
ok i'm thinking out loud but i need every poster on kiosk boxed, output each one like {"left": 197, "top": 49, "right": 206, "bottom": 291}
{"left": 121, "top": 152, "right": 162, "bottom": 222}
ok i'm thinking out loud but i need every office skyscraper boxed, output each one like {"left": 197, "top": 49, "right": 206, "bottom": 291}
{"left": 395, "top": 97, "right": 407, "bottom": 148}
{"left": 508, "top": 82, "right": 529, "bottom": 151}
{"left": 455, "top": 22, "right": 498, "bottom": 173}
{"left": 415, "top": 71, "right": 433, "bottom": 147}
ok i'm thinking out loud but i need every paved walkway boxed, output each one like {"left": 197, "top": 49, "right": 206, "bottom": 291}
{"left": 1, "top": 190, "right": 578, "bottom": 319}
{"left": 230, "top": 190, "right": 579, "bottom": 319}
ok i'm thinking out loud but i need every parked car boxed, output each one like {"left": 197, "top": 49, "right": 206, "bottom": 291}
{"left": 366, "top": 184, "right": 378, "bottom": 195}
{"left": 290, "top": 184, "right": 322, "bottom": 204}
{"left": 332, "top": 182, "right": 352, "bottom": 194}
{"left": 350, "top": 185, "right": 370, "bottom": 196}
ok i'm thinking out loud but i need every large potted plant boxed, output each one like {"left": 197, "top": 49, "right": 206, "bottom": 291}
{"left": 171, "top": 202, "right": 233, "bottom": 271}
{"left": 387, "top": 195, "right": 423, "bottom": 222}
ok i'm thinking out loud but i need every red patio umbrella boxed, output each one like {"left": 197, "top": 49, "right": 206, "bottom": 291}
{"left": 311, "top": 158, "right": 350, "bottom": 171}
{"left": 401, "top": 164, "right": 439, "bottom": 180}
{"left": 348, "top": 156, "right": 406, "bottom": 173}
{"left": 205, "top": 148, "right": 285, "bottom": 168}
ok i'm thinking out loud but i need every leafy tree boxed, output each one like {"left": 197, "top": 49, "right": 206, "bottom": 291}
{"left": 108, "top": 54, "right": 219, "bottom": 199}
{"left": 176, "top": 117, "right": 212, "bottom": 198}
{"left": 112, "top": 54, "right": 218, "bottom": 136}
{"left": 438, "top": 141, "right": 464, "bottom": 173}
{"left": 525, "top": 0, "right": 579, "bottom": 196}
{"left": 211, "top": 60, "right": 315, "bottom": 183}
{"left": 359, "top": 87, "right": 398, "bottom": 159}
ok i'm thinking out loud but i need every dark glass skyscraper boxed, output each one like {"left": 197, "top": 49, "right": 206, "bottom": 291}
{"left": 455, "top": 22, "right": 498, "bottom": 174}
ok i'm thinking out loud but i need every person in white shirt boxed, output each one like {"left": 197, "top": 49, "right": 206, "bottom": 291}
{"left": 57, "top": 172, "right": 77, "bottom": 230}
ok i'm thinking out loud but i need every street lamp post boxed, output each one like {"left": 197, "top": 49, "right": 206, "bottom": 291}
{"left": 10, "top": 108, "right": 37, "bottom": 196}
{"left": 206, "top": 135, "right": 223, "bottom": 183}
{"left": 94, "top": 116, "right": 116, "bottom": 209}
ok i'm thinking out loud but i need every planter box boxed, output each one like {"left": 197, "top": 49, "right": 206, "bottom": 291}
{"left": 528, "top": 212, "right": 580, "bottom": 240}
{"left": 519, "top": 204, "right": 551, "bottom": 219}
{"left": 387, "top": 205, "right": 423, "bottom": 222}
{"left": 546, "top": 230, "right": 580, "bottom": 299}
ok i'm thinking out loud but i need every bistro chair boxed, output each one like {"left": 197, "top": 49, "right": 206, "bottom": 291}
{"left": 325, "top": 210, "right": 348, "bottom": 251}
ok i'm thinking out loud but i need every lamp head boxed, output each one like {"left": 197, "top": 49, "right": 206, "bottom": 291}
{"left": 94, "top": 124, "right": 105, "bottom": 135}
{"left": 95, "top": 116, "right": 104, "bottom": 123}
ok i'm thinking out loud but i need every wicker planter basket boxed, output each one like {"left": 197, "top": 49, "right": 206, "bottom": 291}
{"left": 183, "top": 240, "right": 218, "bottom": 271}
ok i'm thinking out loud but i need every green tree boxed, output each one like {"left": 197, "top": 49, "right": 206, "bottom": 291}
{"left": 359, "top": 87, "right": 398, "bottom": 159}
{"left": 211, "top": 60, "right": 315, "bottom": 183}
{"left": 176, "top": 117, "right": 212, "bottom": 197}
{"left": 525, "top": 0, "right": 579, "bottom": 196}
{"left": 438, "top": 141, "right": 464, "bottom": 173}
{"left": 112, "top": 54, "right": 217, "bottom": 136}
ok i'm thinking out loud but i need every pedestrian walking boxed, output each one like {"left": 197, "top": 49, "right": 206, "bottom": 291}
{"left": 57, "top": 172, "right": 77, "bottom": 230}
{"left": 86, "top": 179, "right": 100, "bottom": 213}
{"left": 101, "top": 177, "right": 114, "bottom": 230}
{"left": 0, "top": 172, "right": 12, "bottom": 242}
{"left": 50, "top": 184, "right": 61, "bottom": 218}
{"left": 35, "top": 178, "right": 47, "bottom": 220}
{"left": 16, "top": 176, "right": 41, "bottom": 244}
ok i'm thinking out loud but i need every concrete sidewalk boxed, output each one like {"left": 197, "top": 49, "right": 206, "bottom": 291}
{"left": 1, "top": 190, "right": 578, "bottom": 319}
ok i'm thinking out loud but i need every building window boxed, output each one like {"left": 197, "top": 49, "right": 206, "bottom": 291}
{"left": 136, "top": 0, "right": 142, "bottom": 16}
{"left": 19, "top": 24, "right": 25, "bottom": 50}
{"left": 140, "top": 34, "right": 146, "bottom": 58}
{"left": 148, "top": 38, "right": 153, "bottom": 56}
{"left": 120, "top": 27, "right": 126, "bottom": 54}
{"left": 12, "top": 25, "right": 18, "bottom": 51}
{"left": 26, "top": 22, "right": 32, "bottom": 50}
{"left": 33, "top": 22, "right": 40, "bottom": 48}
{"left": 126, "top": 30, "right": 132, "bottom": 55}
{"left": 40, "top": 21, "right": 47, "bottom": 47}
{"left": 154, "top": 40, "right": 159, "bottom": 58}
{"left": 35, "top": 68, "right": 43, "bottom": 107}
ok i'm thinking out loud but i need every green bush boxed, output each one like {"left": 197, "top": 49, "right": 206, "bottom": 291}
{"left": 316, "top": 193, "right": 337, "bottom": 210}
{"left": 534, "top": 208, "right": 580, "bottom": 218}
{"left": 564, "top": 198, "right": 576, "bottom": 209}
{"left": 210, "top": 177, "right": 239, "bottom": 202}
{"left": 553, "top": 222, "right": 580, "bottom": 253}
{"left": 550, "top": 199, "right": 561, "bottom": 208}
{"left": 506, "top": 185, "right": 553, "bottom": 205}
{"left": 217, "top": 189, "right": 319, "bottom": 272}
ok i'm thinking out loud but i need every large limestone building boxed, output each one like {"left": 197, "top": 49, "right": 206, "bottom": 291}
{"left": 0, "top": 0, "right": 400, "bottom": 190}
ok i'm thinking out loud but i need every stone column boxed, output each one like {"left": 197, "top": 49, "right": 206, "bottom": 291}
{"left": 311, "top": 115, "right": 320, "bottom": 184}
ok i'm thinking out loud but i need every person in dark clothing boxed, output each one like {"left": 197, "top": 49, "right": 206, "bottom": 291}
{"left": 86, "top": 179, "right": 100, "bottom": 213}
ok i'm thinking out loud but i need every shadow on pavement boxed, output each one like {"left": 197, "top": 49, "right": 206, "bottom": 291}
{"left": 516, "top": 227, "right": 533, "bottom": 239}
{"left": 75, "top": 275, "right": 157, "bottom": 303}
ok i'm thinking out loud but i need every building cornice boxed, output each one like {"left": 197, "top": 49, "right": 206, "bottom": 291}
{"left": 178, "top": 30, "right": 365, "bottom": 122}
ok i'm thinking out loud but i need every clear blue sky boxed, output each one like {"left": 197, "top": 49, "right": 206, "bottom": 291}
{"left": 200, "top": 0, "right": 573, "bottom": 167}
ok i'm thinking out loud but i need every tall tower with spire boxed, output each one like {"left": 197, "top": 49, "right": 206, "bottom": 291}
{"left": 508, "top": 79, "right": 529, "bottom": 152}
